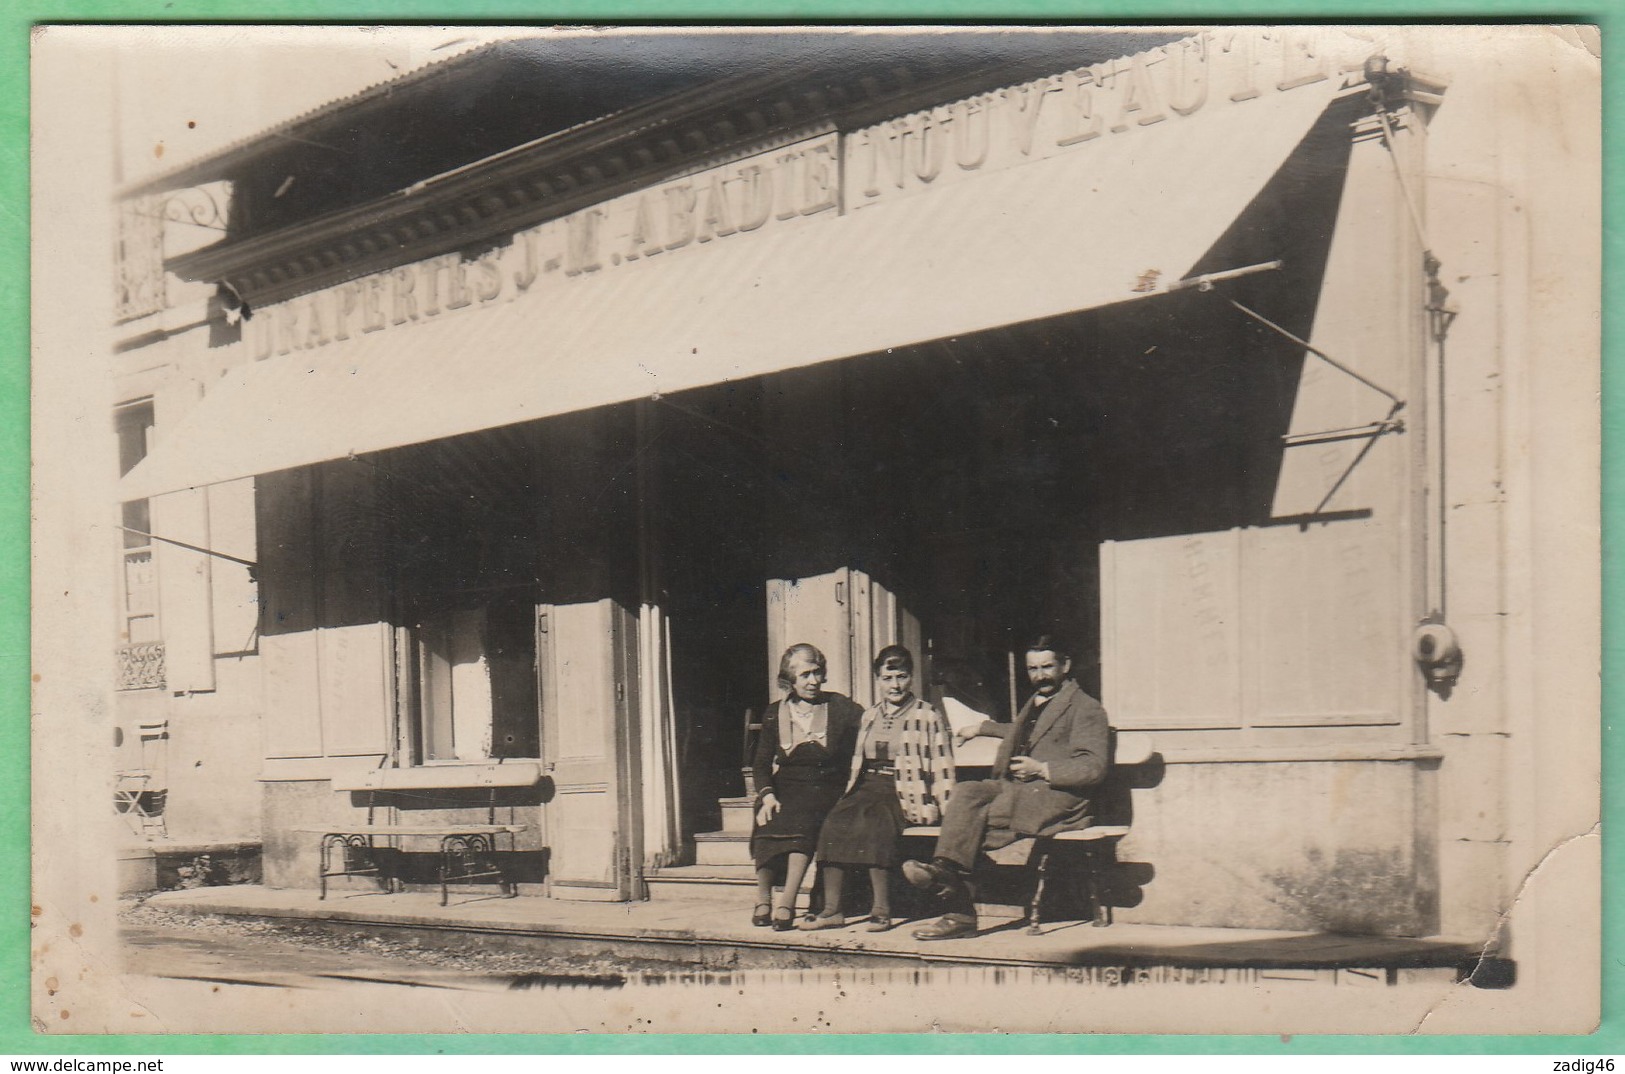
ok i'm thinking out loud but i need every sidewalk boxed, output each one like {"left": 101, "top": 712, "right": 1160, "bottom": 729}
{"left": 142, "top": 885, "right": 1484, "bottom": 983}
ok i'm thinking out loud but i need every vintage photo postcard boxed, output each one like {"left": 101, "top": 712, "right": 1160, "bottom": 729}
{"left": 29, "top": 23, "right": 1601, "bottom": 1036}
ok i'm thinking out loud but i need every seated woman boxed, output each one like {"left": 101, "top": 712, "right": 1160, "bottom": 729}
{"left": 750, "top": 643, "right": 863, "bottom": 931}
{"left": 800, "top": 644, "right": 956, "bottom": 932}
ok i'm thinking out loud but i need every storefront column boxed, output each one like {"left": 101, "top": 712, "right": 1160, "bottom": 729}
{"left": 1385, "top": 86, "right": 1447, "bottom": 939}
{"left": 635, "top": 399, "right": 683, "bottom": 871}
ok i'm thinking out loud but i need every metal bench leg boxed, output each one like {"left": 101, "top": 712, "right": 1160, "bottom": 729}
{"left": 503, "top": 832, "right": 518, "bottom": 898}
{"left": 320, "top": 833, "right": 385, "bottom": 899}
{"left": 318, "top": 835, "right": 335, "bottom": 900}
{"left": 1088, "top": 845, "right": 1111, "bottom": 927}
{"left": 439, "top": 833, "right": 503, "bottom": 906}
{"left": 1026, "top": 843, "right": 1053, "bottom": 935}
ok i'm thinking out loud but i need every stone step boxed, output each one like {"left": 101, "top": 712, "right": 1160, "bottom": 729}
{"left": 644, "top": 864, "right": 788, "bottom": 907}
{"left": 693, "top": 830, "right": 752, "bottom": 867}
{"left": 642, "top": 863, "right": 822, "bottom": 912}
{"left": 717, "top": 796, "right": 754, "bottom": 834}
{"left": 647, "top": 863, "right": 756, "bottom": 885}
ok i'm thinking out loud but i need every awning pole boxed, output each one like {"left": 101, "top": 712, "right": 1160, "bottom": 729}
{"left": 1228, "top": 299, "right": 1405, "bottom": 408}
{"left": 1160, "top": 259, "right": 1284, "bottom": 294}
{"left": 1374, "top": 108, "right": 1432, "bottom": 260}
{"left": 119, "top": 526, "right": 256, "bottom": 568}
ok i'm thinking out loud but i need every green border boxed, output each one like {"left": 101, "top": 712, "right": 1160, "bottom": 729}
{"left": 5, "top": 0, "right": 1616, "bottom": 1056}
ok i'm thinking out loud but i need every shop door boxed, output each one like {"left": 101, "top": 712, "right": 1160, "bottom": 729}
{"left": 765, "top": 568, "right": 921, "bottom": 707}
{"left": 537, "top": 598, "right": 638, "bottom": 900}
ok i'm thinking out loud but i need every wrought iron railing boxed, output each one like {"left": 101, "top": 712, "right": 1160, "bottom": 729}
{"left": 114, "top": 185, "right": 231, "bottom": 324}
{"left": 114, "top": 196, "right": 167, "bottom": 323}
{"left": 117, "top": 641, "right": 166, "bottom": 691}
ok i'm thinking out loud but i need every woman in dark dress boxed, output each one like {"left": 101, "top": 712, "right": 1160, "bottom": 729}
{"left": 750, "top": 643, "right": 863, "bottom": 930}
{"left": 800, "top": 645, "right": 956, "bottom": 932}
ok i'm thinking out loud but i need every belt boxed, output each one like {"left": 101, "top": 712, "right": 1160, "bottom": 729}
{"left": 862, "top": 763, "right": 897, "bottom": 776}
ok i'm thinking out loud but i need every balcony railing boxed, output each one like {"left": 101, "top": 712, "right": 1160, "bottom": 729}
{"left": 115, "top": 196, "right": 167, "bottom": 323}
{"left": 114, "top": 184, "right": 231, "bottom": 324}
{"left": 117, "top": 642, "right": 166, "bottom": 691}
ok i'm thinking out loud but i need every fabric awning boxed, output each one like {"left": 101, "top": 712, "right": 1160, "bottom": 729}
{"left": 122, "top": 76, "right": 1342, "bottom": 500}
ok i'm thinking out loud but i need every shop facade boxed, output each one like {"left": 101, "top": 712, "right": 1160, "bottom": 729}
{"left": 112, "top": 173, "right": 265, "bottom": 885}
{"left": 118, "top": 27, "right": 1599, "bottom": 946}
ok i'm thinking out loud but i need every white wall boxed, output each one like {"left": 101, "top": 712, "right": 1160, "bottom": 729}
{"left": 1411, "top": 25, "right": 1600, "bottom": 1031}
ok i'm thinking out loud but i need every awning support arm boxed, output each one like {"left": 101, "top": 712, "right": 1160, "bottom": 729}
{"left": 1224, "top": 293, "right": 1407, "bottom": 516}
{"left": 120, "top": 526, "right": 257, "bottom": 569}
{"left": 1370, "top": 83, "right": 1458, "bottom": 347}
{"left": 1308, "top": 404, "right": 1404, "bottom": 517}
{"left": 1281, "top": 419, "right": 1405, "bottom": 448}
{"left": 1160, "top": 259, "right": 1283, "bottom": 294}
{"left": 1228, "top": 298, "right": 1405, "bottom": 409}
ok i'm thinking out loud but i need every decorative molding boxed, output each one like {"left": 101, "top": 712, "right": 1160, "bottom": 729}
{"left": 168, "top": 59, "right": 1086, "bottom": 309}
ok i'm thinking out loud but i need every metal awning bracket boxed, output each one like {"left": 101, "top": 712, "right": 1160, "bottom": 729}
{"left": 1228, "top": 298, "right": 1406, "bottom": 410}
{"left": 1281, "top": 417, "right": 1406, "bottom": 448}
{"left": 1158, "top": 259, "right": 1284, "bottom": 295}
{"left": 119, "top": 526, "right": 257, "bottom": 569}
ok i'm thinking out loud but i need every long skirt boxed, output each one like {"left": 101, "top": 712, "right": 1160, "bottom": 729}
{"left": 816, "top": 771, "right": 905, "bottom": 867}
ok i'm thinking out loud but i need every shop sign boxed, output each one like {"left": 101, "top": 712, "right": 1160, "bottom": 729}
{"left": 247, "top": 134, "right": 839, "bottom": 360}
{"left": 537, "top": 133, "right": 840, "bottom": 275}
{"left": 845, "top": 28, "right": 1362, "bottom": 208}
{"left": 247, "top": 28, "right": 1362, "bottom": 361}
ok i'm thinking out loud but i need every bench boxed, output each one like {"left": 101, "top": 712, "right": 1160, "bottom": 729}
{"left": 299, "top": 768, "right": 539, "bottom": 905}
{"left": 294, "top": 823, "right": 525, "bottom": 906}
{"left": 902, "top": 729, "right": 1155, "bottom": 933}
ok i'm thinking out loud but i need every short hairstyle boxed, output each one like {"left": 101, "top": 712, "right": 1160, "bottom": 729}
{"left": 872, "top": 644, "right": 914, "bottom": 676}
{"left": 777, "top": 643, "right": 828, "bottom": 691}
{"left": 1023, "top": 634, "right": 1072, "bottom": 662}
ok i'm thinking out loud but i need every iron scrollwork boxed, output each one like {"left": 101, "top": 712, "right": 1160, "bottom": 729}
{"left": 438, "top": 833, "right": 510, "bottom": 905}
{"left": 116, "top": 642, "right": 166, "bottom": 691}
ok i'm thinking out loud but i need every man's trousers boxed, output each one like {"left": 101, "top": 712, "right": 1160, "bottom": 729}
{"left": 932, "top": 778, "right": 1025, "bottom": 920}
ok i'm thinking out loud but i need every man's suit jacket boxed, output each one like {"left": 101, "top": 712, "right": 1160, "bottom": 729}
{"left": 979, "top": 679, "right": 1110, "bottom": 837}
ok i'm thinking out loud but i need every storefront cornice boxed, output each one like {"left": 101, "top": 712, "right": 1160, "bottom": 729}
{"left": 168, "top": 53, "right": 1128, "bottom": 310}
{"left": 168, "top": 54, "right": 1131, "bottom": 307}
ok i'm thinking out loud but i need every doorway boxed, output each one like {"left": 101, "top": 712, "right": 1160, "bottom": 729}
{"left": 654, "top": 381, "right": 772, "bottom": 837}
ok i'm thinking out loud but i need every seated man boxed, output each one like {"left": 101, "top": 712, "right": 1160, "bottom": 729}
{"left": 903, "top": 635, "right": 1109, "bottom": 940}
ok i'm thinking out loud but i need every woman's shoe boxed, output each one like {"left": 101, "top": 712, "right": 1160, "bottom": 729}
{"left": 864, "top": 914, "right": 894, "bottom": 933}
{"left": 751, "top": 904, "right": 772, "bottom": 928}
{"left": 771, "top": 908, "right": 796, "bottom": 932}
{"left": 796, "top": 913, "right": 847, "bottom": 931}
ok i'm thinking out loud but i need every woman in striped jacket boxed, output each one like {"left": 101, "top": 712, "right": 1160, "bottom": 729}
{"left": 800, "top": 644, "right": 956, "bottom": 932}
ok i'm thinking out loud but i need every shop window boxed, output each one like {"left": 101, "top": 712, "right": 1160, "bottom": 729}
{"left": 410, "top": 595, "right": 538, "bottom": 763}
